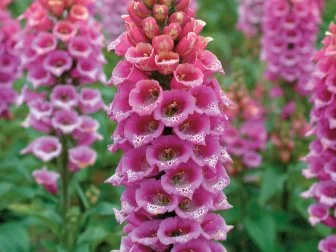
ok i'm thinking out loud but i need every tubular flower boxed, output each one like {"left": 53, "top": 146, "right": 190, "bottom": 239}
{"left": 222, "top": 84, "right": 267, "bottom": 173}
{"left": 302, "top": 23, "right": 336, "bottom": 250}
{"left": 0, "top": 3, "right": 22, "bottom": 119}
{"left": 20, "top": 0, "right": 105, "bottom": 194}
{"left": 261, "top": 0, "right": 323, "bottom": 95}
{"left": 107, "top": 0, "right": 233, "bottom": 250}
{"left": 236, "top": 0, "right": 264, "bottom": 37}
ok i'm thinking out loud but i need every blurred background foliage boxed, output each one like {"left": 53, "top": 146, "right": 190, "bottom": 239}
{"left": 1, "top": 0, "right": 336, "bottom": 251}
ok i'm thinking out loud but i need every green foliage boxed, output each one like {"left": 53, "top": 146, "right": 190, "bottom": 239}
{"left": 0, "top": 222, "right": 30, "bottom": 252}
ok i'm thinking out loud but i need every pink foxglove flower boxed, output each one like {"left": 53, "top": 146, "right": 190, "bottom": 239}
{"left": 33, "top": 167, "right": 60, "bottom": 194}
{"left": 20, "top": 0, "right": 105, "bottom": 194}
{"left": 222, "top": 84, "right": 267, "bottom": 172}
{"left": 237, "top": 0, "right": 264, "bottom": 37}
{"left": 107, "top": 0, "right": 233, "bottom": 250}
{"left": 261, "top": 0, "right": 323, "bottom": 95}
{"left": 0, "top": 4, "right": 22, "bottom": 119}
{"left": 302, "top": 23, "right": 336, "bottom": 250}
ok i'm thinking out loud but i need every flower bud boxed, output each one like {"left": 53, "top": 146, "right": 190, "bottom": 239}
{"left": 175, "top": 0, "right": 191, "bottom": 11}
{"left": 163, "top": 22, "right": 182, "bottom": 40}
{"left": 153, "top": 4, "right": 168, "bottom": 22}
{"left": 169, "top": 11, "right": 185, "bottom": 25}
{"left": 143, "top": 0, "right": 156, "bottom": 8}
{"left": 143, "top": 17, "right": 161, "bottom": 39}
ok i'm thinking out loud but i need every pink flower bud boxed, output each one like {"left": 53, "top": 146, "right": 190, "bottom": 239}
{"left": 175, "top": 0, "right": 191, "bottom": 11}
{"left": 142, "top": 17, "right": 161, "bottom": 39}
{"left": 163, "top": 22, "right": 182, "bottom": 40}
{"left": 153, "top": 4, "right": 168, "bottom": 22}
{"left": 69, "top": 4, "right": 89, "bottom": 22}
{"left": 152, "top": 35, "right": 174, "bottom": 53}
{"left": 169, "top": 11, "right": 185, "bottom": 25}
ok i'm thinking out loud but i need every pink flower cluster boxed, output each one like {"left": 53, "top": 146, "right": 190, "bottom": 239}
{"left": 96, "top": 0, "right": 129, "bottom": 40}
{"left": 96, "top": 0, "right": 198, "bottom": 41}
{"left": 0, "top": 2, "right": 21, "bottom": 119}
{"left": 261, "top": 0, "right": 323, "bottom": 95}
{"left": 223, "top": 86, "right": 267, "bottom": 171}
{"left": 236, "top": 0, "right": 264, "bottom": 37}
{"left": 20, "top": 0, "right": 105, "bottom": 194}
{"left": 107, "top": 0, "right": 233, "bottom": 251}
{"left": 301, "top": 23, "right": 336, "bottom": 251}
{"left": 19, "top": 0, "right": 105, "bottom": 87}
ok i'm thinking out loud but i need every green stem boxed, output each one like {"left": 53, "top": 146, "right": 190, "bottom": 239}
{"left": 281, "top": 163, "right": 289, "bottom": 245}
{"left": 58, "top": 135, "right": 72, "bottom": 251}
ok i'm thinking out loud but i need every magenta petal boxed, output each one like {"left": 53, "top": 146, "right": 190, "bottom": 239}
{"left": 171, "top": 63, "right": 204, "bottom": 89}
{"left": 43, "top": 50, "right": 73, "bottom": 77}
{"left": 155, "top": 51, "right": 180, "bottom": 75}
{"left": 76, "top": 59, "right": 99, "bottom": 80}
{"left": 108, "top": 85, "right": 132, "bottom": 122}
{"left": 146, "top": 135, "right": 192, "bottom": 171}
{"left": 319, "top": 235, "right": 336, "bottom": 252}
{"left": 195, "top": 50, "right": 225, "bottom": 75}
{"left": 191, "top": 136, "right": 220, "bottom": 169}
{"left": 161, "top": 160, "right": 202, "bottom": 199}
{"left": 121, "top": 146, "right": 154, "bottom": 183}
{"left": 129, "top": 79, "right": 163, "bottom": 116}
{"left": 212, "top": 191, "right": 233, "bottom": 211}
{"left": 33, "top": 167, "right": 59, "bottom": 194}
{"left": 201, "top": 213, "right": 232, "bottom": 240}
{"left": 206, "top": 241, "right": 227, "bottom": 252}
{"left": 157, "top": 216, "right": 201, "bottom": 245}
{"left": 27, "top": 66, "right": 55, "bottom": 88}
{"left": 124, "top": 113, "right": 164, "bottom": 148}
{"left": 69, "top": 36, "right": 92, "bottom": 58}
{"left": 135, "top": 178, "right": 178, "bottom": 215}
{"left": 108, "top": 32, "right": 132, "bottom": 56}
{"left": 110, "top": 60, "right": 147, "bottom": 86}
{"left": 131, "top": 220, "right": 161, "bottom": 246}
{"left": 79, "top": 88, "right": 104, "bottom": 114}
{"left": 175, "top": 188, "right": 213, "bottom": 220}
{"left": 202, "top": 162, "right": 230, "bottom": 193}
{"left": 243, "top": 151, "right": 262, "bottom": 168}
{"left": 173, "top": 113, "right": 210, "bottom": 145}
{"left": 52, "top": 109, "right": 81, "bottom": 134}
{"left": 154, "top": 90, "right": 196, "bottom": 127}
{"left": 53, "top": 20, "right": 77, "bottom": 42}
{"left": 28, "top": 99, "right": 53, "bottom": 120}
{"left": 190, "top": 86, "right": 221, "bottom": 116}
{"left": 314, "top": 181, "right": 336, "bottom": 206}
{"left": 308, "top": 203, "right": 329, "bottom": 226}
{"left": 125, "top": 43, "right": 155, "bottom": 71}
{"left": 32, "top": 32, "right": 57, "bottom": 55}
{"left": 68, "top": 146, "right": 97, "bottom": 171}
{"left": 51, "top": 85, "right": 78, "bottom": 110}
{"left": 21, "top": 136, "right": 62, "bottom": 162}
{"left": 171, "top": 239, "right": 211, "bottom": 252}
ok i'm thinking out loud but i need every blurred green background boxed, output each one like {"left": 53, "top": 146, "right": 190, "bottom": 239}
{"left": 1, "top": 0, "right": 336, "bottom": 251}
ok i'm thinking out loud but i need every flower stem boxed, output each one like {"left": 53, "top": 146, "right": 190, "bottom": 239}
{"left": 58, "top": 135, "right": 72, "bottom": 251}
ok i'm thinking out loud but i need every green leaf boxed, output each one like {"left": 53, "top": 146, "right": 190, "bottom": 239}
{"left": 77, "top": 226, "right": 109, "bottom": 250}
{"left": 0, "top": 182, "right": 14, "bottom": 198}
{"left": 244, "top": 214, "right": 277, "bottom": 252}
{"left": 75, "top": 243, "right": 91, "bottom": 252}
{"left": 259, "top": 168, "right": 287, "bottom": 205}
{"left": 0, "top": 222, "right": 30, "bottom": 252}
